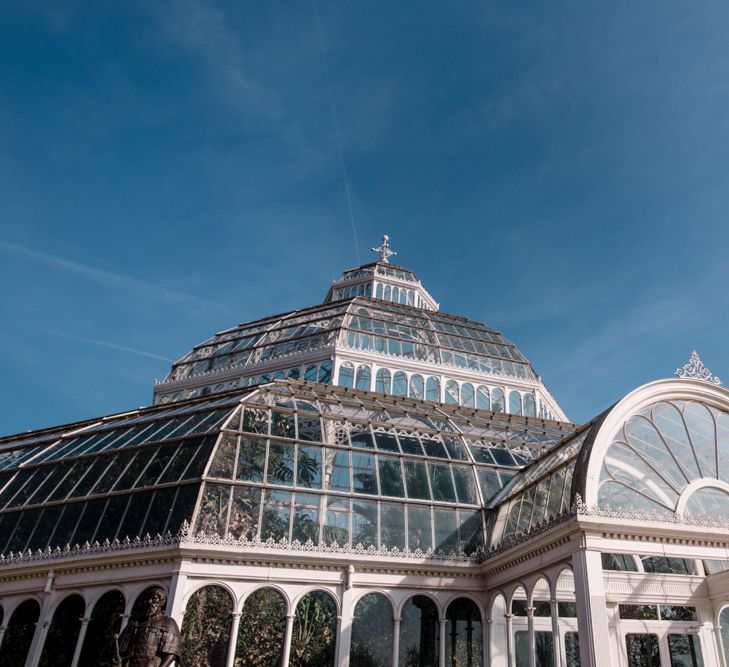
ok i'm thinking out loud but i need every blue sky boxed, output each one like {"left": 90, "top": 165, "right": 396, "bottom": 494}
{"left": 2, "top": 1, "right": 729, "bottom": 433}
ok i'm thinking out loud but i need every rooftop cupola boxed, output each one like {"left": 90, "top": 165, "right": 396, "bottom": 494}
{"left": 324, "top": 235, "right": 440, "bottom": 310}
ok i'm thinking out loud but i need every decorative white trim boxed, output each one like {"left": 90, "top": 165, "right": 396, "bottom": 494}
{"left": 676, "top": 479, "right": 729, "bottom": 516}
{"left": 676, "top": 351, "right": 721, "bottom": 385}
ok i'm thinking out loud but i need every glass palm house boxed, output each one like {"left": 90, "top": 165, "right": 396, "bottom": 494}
{"left": 2, "top": 237, "right": 729, "bottom": 667}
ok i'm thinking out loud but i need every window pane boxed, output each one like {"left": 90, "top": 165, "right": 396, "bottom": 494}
{"left": 323, "top": 496, "right": 349, "bottom": 546}
{"left": 380, "top": 501, "right": 405, "bottom": 549}
{"left": 667, "top": 634, "right": 703, "bottom": 667}
{"left": 625, "top": 634, "right": 660, "bottom": 667}
{"left": 352, "top": 499, "right": 378, "bottom": 547}
{"left": 407, "top": 505, "right": 432, "bottom": 551}
{"left": 619, "top": 605, "right": 659, "bottom": 620}
{"left": 379, "top": 456, "right": 405, "bottom": 498}
{"left": 404, "top": 460, "right": 431, "bottom": 500}
{"left": 261, "top": 490, "right": 291, "bottom": 541}
{"left": 292, "top": 493, "right": 320, "bottom": 544}
{"left": 352, "top": 452, "right": 378, "bottom": 495}
{"left": 565, "top": 632, "right": 580, "bottom": 667}
{"left": 297, "top": 446, "right": 322, "bottom": 489}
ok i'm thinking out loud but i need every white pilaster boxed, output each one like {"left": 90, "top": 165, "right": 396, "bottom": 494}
{"left": 527, "top": 607, "right": 535, "bottom": 667}
{"left": 571, "top": 548, "right": 611, "bottom": 667}
{"left": 550, "top": 599, "right": 562, "bottom": 667}
{"left": 226, "top": 612, "right": 241, "bottom": 667}
{"left": 393, "top": 617, "right": 401, "bottom": 666}
{"left": 281, "top": 613, "right": 295, "bottom": 666}
{"left": 505, "top": 614, "right": 514, "bottom": 667}
{"left": 439, "top": 617, "right": 447, "bottom": 667}
{"left": 69, "top": 617, "right": 91, "bottom": 667}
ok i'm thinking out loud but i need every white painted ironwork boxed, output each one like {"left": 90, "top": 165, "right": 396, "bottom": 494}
{"left": 371, "top": 234, "right": 397, "bottom": 263}
{"left": 675, "top": 350, "right": 721, "bottom": 385}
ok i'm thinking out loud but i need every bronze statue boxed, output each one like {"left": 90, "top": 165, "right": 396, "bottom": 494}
{"left": 112, "top": 586, "right": 181, "bottom": 667}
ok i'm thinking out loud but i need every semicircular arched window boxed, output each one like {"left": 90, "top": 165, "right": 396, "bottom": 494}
{"left": 598, "top": 399, "right": 729, "bottom": 514}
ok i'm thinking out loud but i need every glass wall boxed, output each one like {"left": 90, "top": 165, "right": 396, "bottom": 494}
{"left": 399, "top": 596, "right": 439, "bottom": 667}
{"left": 78, "top": 590, "right": 125, "bottom": 667}
{"left": 445, "top": 598, "right": 482, "bottom": 667}
{"left": 38, "top": 594, "right": 85, "bottom": 667}
{"left": 181, "top": 586, "right": 233, "bottom": 667}
{"left": 351, "top": 593, "right": 393, "bottom": 667}
{"left": 235, "top": 588, "right": 286, "bottom": 666}
{"left": 291, "top": 591, "right": 337, "bottom": 667}
{"left": 0, "top": 599, "right": 40, "bottom": 667}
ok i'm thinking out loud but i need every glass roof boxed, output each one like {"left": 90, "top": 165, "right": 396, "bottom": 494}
{"left": 0, "top": 381, "right": 575, "bottom": 558}
{"left": 162, "top": 297, "right": 538, "bottom": 385}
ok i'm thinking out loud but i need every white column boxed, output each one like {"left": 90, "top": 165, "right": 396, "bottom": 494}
{"left": 69, "top": 616, "right": 91, "bottom": 667}
{"left": 166, "top": 569, "right": 188, "bottom": 625}
{"left": 572, "top": 549, "right": 611, "bottom": 667}
{"left": 337, "top": 571, "right": 355, "bottom": 667}
{"left": 550, "top": 599, "right": 562, "bottom": 667}
{"left": 713, "top": 624, "right": 727, "bottom": 667}
{"left": 393, "top": 617, "right": 401, "bottom": 667}
{"left": 505, "top": 614, "right": 514, "bottom": 667}
{"left": 226, "top": 612, "right": 242, "bottom": 667}
{"left": 439, "top": 617, "right": 447, "bottom": 667}
{"left": 483, "top": 619, "right": 491, "bottom": 667}
{"left": 26, "top": 592, "right": 55, "bottom": 667}
{"left": 527, "top": 607, "right": 536, "bottom": 667}
{"left": 281, "top": 613, "right": 295, "bottom": 666}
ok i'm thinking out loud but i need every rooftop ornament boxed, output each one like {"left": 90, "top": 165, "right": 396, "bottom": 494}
{"left": 675, "top": 350, "right": 721, "bottom": 385}
{"left": 372, "top": 234, "right": 397, "bottom": 263}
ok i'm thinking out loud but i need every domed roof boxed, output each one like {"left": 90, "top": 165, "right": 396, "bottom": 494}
{"left": 161, "top": 296, "right": 538, "bottom": 384}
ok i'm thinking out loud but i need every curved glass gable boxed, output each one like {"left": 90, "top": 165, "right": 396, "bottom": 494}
{"left": 598, "top": 399, "right": 729, "bottom": 514}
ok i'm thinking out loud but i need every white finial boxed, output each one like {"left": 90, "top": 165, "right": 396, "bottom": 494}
{"left": 675, "top": 351, "right": 721, "bottom": 385}
{"left": 371, "top": 234, "right": 397, "bottom": 263}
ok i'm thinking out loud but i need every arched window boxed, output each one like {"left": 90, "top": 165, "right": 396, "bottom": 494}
{"left": 288, "top": 367, "right": 301, "bottom": 379}
{"left": 461, "top": 383, "right": 475, "bottom": 408}
{"left": 399, "top": 596, "right": 439, "bottom": 667}
{"left": 399, "top": 290, "right": 407, "bottom": 304}
{"left": 273, "top": 371, "right": 285, "bottom": 380}
{"left": 376, "top": 284, "right": 383, "bottom": 300}
{"left": 445, "top": 380, "right": 459, "bottom": 405}
{"left": 292, "top": 591, "right": 338, "bottom": 667}
{"left": 491, "top": 388, "right": 505, "bottom": 413}
{"left": 181, "top": 585, "right": 233, "bottom": 667}
{"left": 446, "top": 598, "right": 482, "bottom": 667}
{"left": 366, "top": 283, "right": 372, "bottom": 296}
{"left": 476, "top": 386, "right": 490, "bottom": 410}
{"left": 508, "top": 391, "right": 522, "bottom": 415}
{"left": 355, "top": 365, "right": 371, "bottom": 391}
{"left": 318, "top": 361, "right": 332, "bottom": 384}
{"left": 393, "top": 371, "right": 408, "bottom": 396}
{"left": 236, "top": 588, "right": 286, "bottom": 666}
{"left": 426, "top": 377, "right": 441, "bottom": 402}
{"left": 338, "top": 363, "right": 355, "bottom": 389}
{"left": 409, "top": 374, "right": 424, "bottom": 400}
{"left": 392, "top": 287, "right": 399, "bottom": 303}
{"left": 351, "top": 593, "right": 393, "bottom": 667}
{"left": 375, "top": 368, "right": 391, "bottom": 394}
{"left": 78, "top": 590, "right": 125, "bottom": 666}
{"left": 39, "top": 595, "right": 85, "bottom": 667}
{"left": 384, "top": 285, "right": 391, "bottom": 301}
{"left": 0, "top": 599, "right": 40, "bottom": 667}
{"left": 523, "top": 394, "right": 536, "bottom": 417}
{"left": 408, "top": 290, "right": 415, "bottom": 306}
{"left": 304, "top": 365, "right": 318, "bottom": 382}
{"left": 720, "top": 607, "right": 729, "bottom": 665}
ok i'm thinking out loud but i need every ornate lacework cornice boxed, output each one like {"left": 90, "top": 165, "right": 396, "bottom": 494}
{"left": 0, "top": 521, "right": 485, "bottom": 567}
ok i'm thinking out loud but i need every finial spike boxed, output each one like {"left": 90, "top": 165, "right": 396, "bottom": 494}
{"left": 371, "top": 235, "right": 397, "bottom": 263}
{"left": 675, "top": 351, "right": 721, "bottom": 385}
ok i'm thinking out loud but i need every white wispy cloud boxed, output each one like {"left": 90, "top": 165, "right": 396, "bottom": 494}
{"left": 0, "top": 240, "right": 219, "bottom": 308}
{"left": 51, "top": 330, "right": 175, "bottom": 362}
{"left": 157, "top": 0, "right": 279, "bottom": 115}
